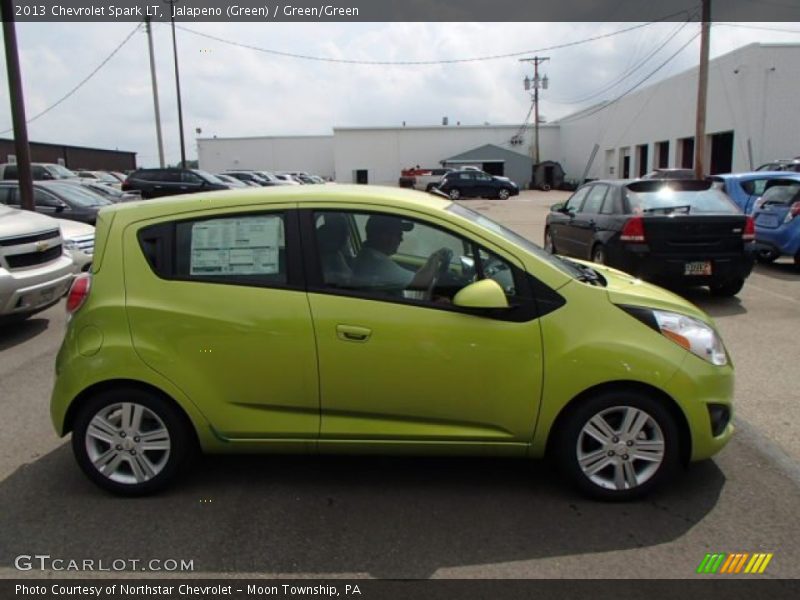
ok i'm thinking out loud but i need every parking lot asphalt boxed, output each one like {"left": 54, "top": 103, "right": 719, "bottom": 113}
{"left": 0, "top": 190, "right": 798, "bottom": 579}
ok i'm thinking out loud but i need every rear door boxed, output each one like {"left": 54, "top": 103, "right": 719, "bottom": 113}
{"left": 124, "top": 206, "right": 320, "bottom": 442}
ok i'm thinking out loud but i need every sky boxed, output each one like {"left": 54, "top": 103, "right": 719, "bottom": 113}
{"left": 0, "top": 20, "right": 799, "bottom": 167}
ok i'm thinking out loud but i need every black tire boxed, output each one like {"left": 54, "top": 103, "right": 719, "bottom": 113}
{"left": 553, "top": 390, "right": 681, "bottom": 501}
{"left": 448, "top": 188, "right": 461, "bottom": 200}
{"left": 755, "top": 248, "right": 779, "bottom": 264}
{"left": 71, "top": 387, "right": 194, "bottom": 496}
{"left": 497, "top": 188, "right": 510, "bottom": 200}
{"left": 591, "top": 244, "right": 606, "bottom": 265}
{"left": 544, "top": 228, "right": 557, "bottom": 254}
{"left": 709, "top": 278, "right": 745, "bottom": 297}
{"left": 425, "top": 183, "right": 437, "bottom": 192}
{"left": 795, "top": 251, "right": 800, "bottom": 271}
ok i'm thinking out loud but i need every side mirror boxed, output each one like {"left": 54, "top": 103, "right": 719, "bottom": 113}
{"left": 550, "top": 202, "right": 565, "bottom": 212}
{"left": 55, "top": 202, "right": 66, "bottom": 213}
{"left": 41, "top": 172, "right": 54, "bottom": 180}
{"left": 453, "top": 279, "right": 509, "bottom": 310}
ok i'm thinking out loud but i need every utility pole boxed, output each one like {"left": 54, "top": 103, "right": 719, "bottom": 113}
{"left": 164, "top": 0, "right": 186, "bottom": 168}
{"left": 1, "top": 0, "right": 34, "bottom": 211}
{"left": 145, "top": 17, "right": 166, "bottom": 167}
{"left": 694, "top": 0, "right": 711, "bottom": 179}
{"left": 520, "top": 56, "right": 549, "bottom": 165}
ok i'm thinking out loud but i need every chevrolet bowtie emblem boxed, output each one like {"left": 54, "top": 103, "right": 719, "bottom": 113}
{"left": 36, "top": 241, "right": 49, "bottom": 252}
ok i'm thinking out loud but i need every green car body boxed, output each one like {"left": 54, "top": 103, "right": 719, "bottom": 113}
{"left": 51, "top": 185, "right": 734, "bottom": 498}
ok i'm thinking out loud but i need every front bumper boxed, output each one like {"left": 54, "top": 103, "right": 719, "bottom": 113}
{"left": 0, "top": 255, "right": 75, "bottom": 317}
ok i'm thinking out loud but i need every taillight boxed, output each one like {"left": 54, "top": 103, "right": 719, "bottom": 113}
{"left": 786, "top": 201, "right": 800, "bottom": 223}
{"left": 620, "top": 216, "right": 646, "bottom": 242}
{"left": 742, "top": 216, "right": 755, "bottom": 241}
{"left": 66, "top": 273, "right": 91, "bottom": 314}
{"left": 121, "top": 180, "right": 131, "bottom": 191}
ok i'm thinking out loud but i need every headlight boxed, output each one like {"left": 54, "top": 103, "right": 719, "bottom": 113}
{"left": 621, "top": 306, "right": 728, "bottom": 366}
{"left": 63, "top": 240, "right": 78, "bottom": 251}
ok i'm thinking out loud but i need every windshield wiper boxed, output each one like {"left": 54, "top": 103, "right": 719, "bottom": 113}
{"left": 643, "top": 205, "right": 691, "bottom": 214}
{"left": 562, "top": 258, "right": 606, "bottom": 287}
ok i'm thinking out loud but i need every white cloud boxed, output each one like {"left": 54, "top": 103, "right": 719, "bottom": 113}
{"left": 0, "top": 21, "right": 797, "bottom": 167}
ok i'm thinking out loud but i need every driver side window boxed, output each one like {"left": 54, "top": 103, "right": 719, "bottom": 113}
{"left": 312, "top": 210, "right": 517, "bottom": 306}
{"left": 566, "top": 187, "right": 590, "bottom": 212}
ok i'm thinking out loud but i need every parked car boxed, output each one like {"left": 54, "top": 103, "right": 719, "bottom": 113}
{"left": 0, "top": 180, "right": 112, "bottom": 225}
{"left": 640, "top": 169, "right": 696, "bottom": 180}
{"left": 710, "top": 172, "right": 800, "bottom": 214}
{"left": 223, "top": 171, "right": 270, "bottom": 186}
{"left": 122, "top": 168, "right": 231, "bottom": 199}
{"left": 401, "top": 167, "right": 453, "bottom": 192}
{"left": 57, "top": 218, "right": 94, "bottom": 273}
{"left": 0, "top": 162, "right": 78, "bottom": 181}
{"left": 69, "top": 180, "right": 141, "bottom": 203}
{"left": 435, "top": 170, "right": 519, "bottom": 200}
{"left": 751, "top": 179, "right": 800, "bottom": 267}
{"left": 53, "top": 185, "right": 734, "bottom": 500}
{"left": 75, "top": 170, "right": 122, "bottom": 188}
{"left": 0, "top": 205, "right": 74, "bottom": 323}
{"left": 215, "top": 174, "right": 249, "bottom": 188}
{"left": 274, "top": 173, "right": 302, "bottom": 185}
{"left": 544, "top": 179, "right": 756, "bottom": 296}
{"left": 755, "top": 159, "right": 800, "bottom": 172}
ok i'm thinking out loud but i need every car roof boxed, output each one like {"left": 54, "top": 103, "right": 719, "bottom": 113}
{"left": 714, "top": 171, "right": 800, "bottom": 180}
{"left": 102, "top": 184, "right": 452, "bottom": 223}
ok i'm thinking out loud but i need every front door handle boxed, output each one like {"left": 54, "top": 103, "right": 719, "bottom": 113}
{"left": 336, "top": 325, "right": 372, "bottom": 343}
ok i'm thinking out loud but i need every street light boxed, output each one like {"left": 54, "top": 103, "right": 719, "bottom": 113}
{"left": 163, "top": 0, "right": 186, "bottom": 168}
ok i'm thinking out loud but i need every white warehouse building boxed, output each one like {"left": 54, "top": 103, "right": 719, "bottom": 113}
{"left": 198, "top": 43, "right": 800, "bottom": 187}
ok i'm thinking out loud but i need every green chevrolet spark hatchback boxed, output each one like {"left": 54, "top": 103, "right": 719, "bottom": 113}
{"left": 51, "top": 185, "right": 734, "bottom": 499}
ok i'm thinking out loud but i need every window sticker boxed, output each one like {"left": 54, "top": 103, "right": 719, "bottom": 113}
{"left": 190, "top": 217, "right": 282, "bottom": 276}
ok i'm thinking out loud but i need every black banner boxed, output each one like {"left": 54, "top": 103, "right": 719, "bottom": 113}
{"left": 5, "top": 0, "right": 800, "bottom": 23}
{"left": 4, "top": 579, "right": 800, "bottom": 600}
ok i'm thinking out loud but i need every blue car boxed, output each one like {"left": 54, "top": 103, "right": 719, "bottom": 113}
{"left": 711, "top": 172, "right": 800, "bottom": 214}
{"left": 752, "top": 179, "right": 800, "bottom": 266}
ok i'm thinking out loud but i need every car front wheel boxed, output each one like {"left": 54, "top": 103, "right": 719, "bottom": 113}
{"left": 448, "top": 188, "right": 461, "bottom": 200}
{"left": 554, "top": 390, "right": 680, "bottom": 501}
{"left": 72, "top": 388, "right": 193, "bottom": 496}
{"left": 497, "top": 188, "right": 510, "bottom": 200}
{"left": 544, "top": 228, "right": 556, "bottom": 254}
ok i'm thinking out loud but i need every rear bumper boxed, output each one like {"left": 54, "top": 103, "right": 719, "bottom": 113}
{"left": 610, "top": 245, "right": 755, "bottom": 285}
{"left": 755, "top": 222, "right": 800, "bottom": 257}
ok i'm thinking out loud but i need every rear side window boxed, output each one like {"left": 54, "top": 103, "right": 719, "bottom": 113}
{"left": 740, "top": 179, "right": 770, "bottom": 196}
{"left": 138, "top": 213, "right": 288, "bottom": 287}
{"left": 2, "top": 165, "right": 17, "bottom": 179}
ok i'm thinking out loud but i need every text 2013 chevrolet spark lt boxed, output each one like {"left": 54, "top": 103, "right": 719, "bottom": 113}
{"left": 51, "top": 185, "right": 734, "bottom": 500}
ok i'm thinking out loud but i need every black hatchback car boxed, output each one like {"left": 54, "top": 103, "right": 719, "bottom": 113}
{"left": 122, "top": 168, "right": 230, "bottom": 199}
{"left": 0, "top": 180, "right": 112, "bottom": 225}
{"left": 544, "top": 179, "right": 755, "bottom": 296}
{"left": 435, "top": 170, "right": 519, "bottom": 200}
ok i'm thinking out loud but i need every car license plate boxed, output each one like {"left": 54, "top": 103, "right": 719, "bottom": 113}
{"left": 684, "top": 261, "right": 712, "bottom": 276}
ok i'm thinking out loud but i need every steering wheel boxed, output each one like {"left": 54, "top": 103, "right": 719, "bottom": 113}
{"left": 426, "top": 248, "right": 453, "bottom": 300}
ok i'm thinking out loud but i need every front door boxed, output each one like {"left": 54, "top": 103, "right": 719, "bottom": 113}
{"left": 304, "top": 208, "right": 543, "bottom": 447}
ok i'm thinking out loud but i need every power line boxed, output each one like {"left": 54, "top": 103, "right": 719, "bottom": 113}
{"left": 0, "top": 24, "right": 141, "bottom": 135}
{"left": 549, "top": 16, "right": 697, "bottom": 105}
{"left": 715, "top": 23, "right": 800, "bottom": 34}
{"left": 174, "top": 10, "right": 698, "bottom": 66}
{"left": 557, "top": 29, "right": 701, "bottom": 124}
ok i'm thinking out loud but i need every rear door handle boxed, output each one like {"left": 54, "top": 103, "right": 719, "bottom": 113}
{"left": 336, "top": 325, "right": 372, "bottom": 343}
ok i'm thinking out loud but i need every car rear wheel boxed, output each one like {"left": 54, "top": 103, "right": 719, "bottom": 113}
{"left": 554, "top": 390, "right": 680, "bottom": 501}
{"left": 544, "top": 228, "right": 557, "bottom": 254}
{"left": 448, "top": 188, "right": 461, "bottom": 200}
{"left": 592, "top": 244, "right": 606, "bottom": 265}
{"left": 755, "top": 248, "right": 779, "bottom": 264}
{"left": 497, "top": 188, "right": 510, "bottom": 200}
{"left": 709, "top": 278, "right": 745, "bottom": 297}
{"left": 72, "top": 388, "right": 193, "bottom": 496}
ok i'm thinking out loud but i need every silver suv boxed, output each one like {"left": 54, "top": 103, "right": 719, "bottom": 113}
{"left": 0, "top": 205, "right": 75, "bottom": 323}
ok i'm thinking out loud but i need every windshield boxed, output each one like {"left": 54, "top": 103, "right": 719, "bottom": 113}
{"left": 50, "top": 164, "right": 78, "bottom": 178}
{"left": 446, "top": 203, "right": 581, "bottom": 279}
{"left": 627, "top": 187, "right": 740, "bottom": 214}
{"left": 192, "top": 169, "right": 226, "bottom": 185}
{"left": 85, "top": 183, "right": 124, "bottom": 198}
{"left": 47, "top": 182, "right": 112, "bottom": 207}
